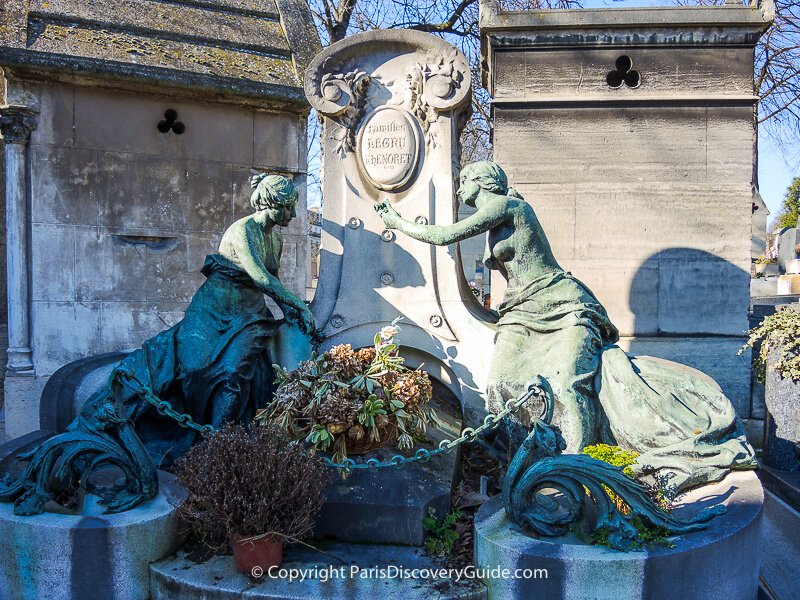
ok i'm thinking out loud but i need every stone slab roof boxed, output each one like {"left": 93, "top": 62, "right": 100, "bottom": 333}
{"left": 0, "top": 0, "right": 321, "bottom": 108}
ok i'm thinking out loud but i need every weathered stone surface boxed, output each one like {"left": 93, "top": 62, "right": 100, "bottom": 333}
{"left": 95, "top": 152, "right": 188, "bottom": 232}
{"left": 185, "top": 161, "right": 237, "bottom": 232}
{"left": 28, "top": 0, "right": 290, "bottom": 54}
{"left": 0, "top": 0, "right": 320, "bottom": 106}
{"left": 657, "top": 253, "right": 750, "bottom": 335}
{"left": 492, "top": 47, "right": 755, "bottom": 100}
{"left": 306, "top": 30, "right": 495, "bottom": 422}
{"left": 74, "top": 228, "right": 150, "bottom": 302}
{"left": 759, "top": 490, "right": 800, "bottom": 600}
{"left": 481, "top": 2, "right": 766, "bottom": 420}
{"left": 751, "top": 276, "right": 778, "bottom": 297}
{"left": 97, "top": 301, "right": 187, "bottom": 352}
{"left": 475, "top": 471, "right": 763, "bottom": 600}
{"left": 144, "top": 237, "right": 205, "bottom": 303}
{"left": 76, "top": 90, "right": 256, "bottom": 164}
{"left": 315, "top": 395, "right": 461, "bottom": 546}
{"left": 3, "top": 376, "right": 48, "bottom": 439}
{"left": 28, "top": 83, "right": 75, "bottom": 147}
{"left": 0, "top": 470, "right": 186, "bottom": 600}
{"left": 151, "top": 545, "right": 487, "bottom": 600}
{"left": 30, "top": 223, "right": 75, "bottom": 302}
{"left": 30, "top": 145, "right": 100, "bottom": 226}
{"left": 29, "top": 301, "right": 103, "bottom": 376}
{"left": 2, "top": 0, "right": 317, "bottom": 438}
{"left": 254, "top": 112, "right": 302, "bottom": 171}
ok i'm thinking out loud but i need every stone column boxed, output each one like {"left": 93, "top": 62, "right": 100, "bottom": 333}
{"left": 0, "top": 105, "right": 38, "bottom": 375}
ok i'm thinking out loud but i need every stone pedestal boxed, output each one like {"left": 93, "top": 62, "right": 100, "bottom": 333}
{"left": 474, "top": 471, "right": 763, "bottom": 600}
{"left": 0, "top": 471, "right": 186, "bottom": 600}
{"left": 315, "top": 393, "right": 461, "bottom": 545}
{"left": 304, "top": 30, "right": 496, "bottom": 425}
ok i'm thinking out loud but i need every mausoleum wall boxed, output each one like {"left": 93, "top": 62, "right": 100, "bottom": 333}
{"left": 481, "top": 0, "right": 772, "bottom": 428}
{"left": 24, "top": 82, "right": 309, "bottom": 376}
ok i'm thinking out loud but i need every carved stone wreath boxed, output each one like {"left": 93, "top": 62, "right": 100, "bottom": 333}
{"left": 317, "top": 61, "right": 372, "bottom": 157}
{"left": 399, "top": 47, "right": 465, "bottom": 148}
{"left": 306, "top": 36, "right": 470, "bottom": 156}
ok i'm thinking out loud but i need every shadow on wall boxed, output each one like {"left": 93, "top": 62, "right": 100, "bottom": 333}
{"left": 625, "top": 248, "right": 752, "bottom": 415}
{"left": 628, "top": 248, "right": 750, "bottom": 337}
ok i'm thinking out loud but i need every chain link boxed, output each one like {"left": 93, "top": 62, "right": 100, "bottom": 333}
{"left": 111, "top": 369, "right": 214, "bottom": 435}
{"left": 110, "top": 368, "right": 548, "bottom": 472}
{"left": 321, "top": 383, "right": 547, "bottom": 472}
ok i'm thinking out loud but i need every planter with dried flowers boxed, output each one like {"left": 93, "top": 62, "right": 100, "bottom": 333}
{"left": 174, "top": 423, "right": 331, "bottom": 573}
{"left": 258, "top": 320, "right": 439, "bottom": 463}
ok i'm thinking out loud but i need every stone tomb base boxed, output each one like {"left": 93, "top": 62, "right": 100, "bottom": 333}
{"left": 474, "top": 471, "right": 763, "bottom": 600}
{"left": 151, "top": 543, "right": 486, "bottom": 600}
{"left": 314, "top": 390, "right": 462, "bottom": 546}
{"left": 0, "top": 470, "right": 186, "bottom": 600}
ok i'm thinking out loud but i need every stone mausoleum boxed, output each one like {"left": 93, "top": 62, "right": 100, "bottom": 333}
{"left": 480, "top": 0, "right": 772, "bottom": 435}
{"left": 0, "top": 0, "right": 319, "bottom": 437}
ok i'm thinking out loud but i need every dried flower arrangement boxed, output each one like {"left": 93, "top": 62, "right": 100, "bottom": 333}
{"left": 174, "top": 423, "right": 331, "bottom": 556}
{"left": 258, "top": 320, "right": 438, "bottom": 463}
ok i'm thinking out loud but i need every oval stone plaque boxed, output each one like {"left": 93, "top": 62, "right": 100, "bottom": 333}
{"left": 357, "top": 106, "right": 419, "bottom": 191}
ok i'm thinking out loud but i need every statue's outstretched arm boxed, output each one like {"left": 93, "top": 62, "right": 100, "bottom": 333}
{"left": 375, "top": 199, "right": 506, "bottom": 245}
{"left": 233, "top": 224, "right": 315, "bottom": 333}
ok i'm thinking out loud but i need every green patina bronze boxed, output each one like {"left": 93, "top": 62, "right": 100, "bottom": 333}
{"left": 0, "top": 175, "right": 316, "bottom": 515}
{"left": 502, "top": 382, "right": 724, "bottom": 551}
{"left": 376, "top": 160, "right": 757, "bottom": 500}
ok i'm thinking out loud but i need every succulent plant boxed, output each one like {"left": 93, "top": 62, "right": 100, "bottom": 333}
{"left": 257, "top": 319, "right": 437, "bottom": 463}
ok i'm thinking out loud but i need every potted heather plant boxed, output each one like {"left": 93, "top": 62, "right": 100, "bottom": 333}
{"left": 174, "top": 423, "right": 331, "bottom": 574}
{"left": 259, "top": 319, "right": 439, "bottom": 464}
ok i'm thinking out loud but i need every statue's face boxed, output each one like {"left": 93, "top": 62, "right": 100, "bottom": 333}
{"left": 265, "top": 202, "right": 296, "bottom": 227}
{"left": 457, "top": 171, "right": 480, "bottom": 207}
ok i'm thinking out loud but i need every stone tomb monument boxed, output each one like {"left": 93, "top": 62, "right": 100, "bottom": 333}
{"left": 0, "top": 24, "right": 767, "bottom": 600}
{"left": 304, "top": 30, "right": 497, "bottom": 426}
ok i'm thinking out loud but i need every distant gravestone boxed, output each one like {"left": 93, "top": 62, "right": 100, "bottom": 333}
{"left": 777, "top": 227, "right": 799, "bottom": 273}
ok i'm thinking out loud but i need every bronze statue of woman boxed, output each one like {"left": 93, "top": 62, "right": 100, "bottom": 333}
{"left": 376, "top": 161, "right": 756, "bottom": 497}
{"left": 116, "top": 173, "right": 316, "bottom": 465}
{"left": 1, "top": 174, "right": 314, "bottom": 514}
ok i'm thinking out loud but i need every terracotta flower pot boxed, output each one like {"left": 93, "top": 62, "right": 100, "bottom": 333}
{"left": 232, "top": 534, "right": 283, "bottom": 574}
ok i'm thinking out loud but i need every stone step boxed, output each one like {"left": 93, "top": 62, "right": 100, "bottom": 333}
{"left": 150, "top": 543, "right": 487, "bottom": 600}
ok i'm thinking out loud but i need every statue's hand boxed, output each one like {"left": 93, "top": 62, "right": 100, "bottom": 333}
{"left": 374, "top": 200, "right": 402, "bottom": 229}
{"left": 297, "top": 305, "right": 317, "bottom": 336}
